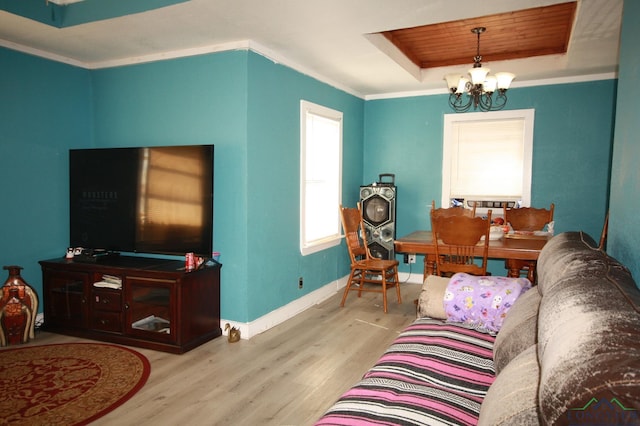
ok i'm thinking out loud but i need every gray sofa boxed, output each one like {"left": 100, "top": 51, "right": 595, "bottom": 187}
{"left": 317, "top": 232, "right": 640, "bottom": 425}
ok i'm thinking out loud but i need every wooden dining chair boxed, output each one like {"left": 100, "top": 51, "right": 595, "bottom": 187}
{"left": 599, "top": 211, "right": 609, "bottom": 251}
{"left": 339, "top": 204, "right": 401, "bottom": 313}
{"left": 427, "top": 201, "right": 477, "bottom": 275}
{"left": 503, "top": 203, "right": 554, "bottom": 282}
{"left": 431, "top": 210, "right": 492, "bottom": 277}
{"left": 430, "top": 200, "right": 476, "bottom": 222}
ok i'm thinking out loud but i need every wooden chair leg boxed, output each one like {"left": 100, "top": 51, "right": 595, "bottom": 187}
{"left": 342, "top": 266, "right": 402, "bottom": 313}
{"left": 526, "top": 261, "right": 536, "bottom": 284}
{"left": 357, "top": 270, "right": 366, "bottom": 298}
{"left": 381, "top": 275, "right": 388, "bottom": 313}
{"left": 394, "top": 268, "right": 402, "bottom": 304}
{"left": 340, "top": 282, "right": 350, "bottom": 307}
{"left": 340, "top": 269, "right": 358, "bottom": 307}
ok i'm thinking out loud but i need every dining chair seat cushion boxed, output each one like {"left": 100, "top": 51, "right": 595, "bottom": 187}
{"left": 417, "top": 275, "right": 450, "bottom": 319}
{"left": 444, "top": 273, "right": 532, "bottom": 333}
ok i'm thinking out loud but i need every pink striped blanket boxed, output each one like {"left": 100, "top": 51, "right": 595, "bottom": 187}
{"left": 316, "top": 318, "right": 495, "bottom": 425}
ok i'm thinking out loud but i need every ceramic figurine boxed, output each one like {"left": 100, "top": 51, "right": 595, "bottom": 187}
{"left": 224, "top": 323, "right": 241, "bottom": 343}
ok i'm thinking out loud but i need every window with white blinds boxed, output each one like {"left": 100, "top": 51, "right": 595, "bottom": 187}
{"left": 442, "top": 109, "right": 534, "bottom": 212}
{"left": 300, "top": 100, "right": 343, "bottom": 255}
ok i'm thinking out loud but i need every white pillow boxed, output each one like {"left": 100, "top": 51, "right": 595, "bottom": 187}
{"left": 417, "top": 275, "right": 449, "bottom": 319}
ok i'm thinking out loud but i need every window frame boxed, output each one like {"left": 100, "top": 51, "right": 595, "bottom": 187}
{"left": 442, "top": 109, "right": 535, "bottom": 214}
{"left": 299, "top": 100, "right": 343, "bottom": 256}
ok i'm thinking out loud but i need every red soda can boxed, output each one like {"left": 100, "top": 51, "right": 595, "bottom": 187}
{"left": 185, "top": 252, "right": 196, "bottom": 271}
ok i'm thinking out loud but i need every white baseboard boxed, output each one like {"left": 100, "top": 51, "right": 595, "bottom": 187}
{"left": 221, "top": 276, "right": 347, "bottom": 340}
{"left": 221, "top": 271, "right": 424, "bottom": 340}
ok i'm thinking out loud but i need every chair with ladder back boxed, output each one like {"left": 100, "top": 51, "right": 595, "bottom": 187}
{"left": 339, "top": 204, "right": 401, "bottom": 313}
{"left": 431, "top": 210, "right": 492, "bottom": 277}
{"left": 503, "top": 203, "right": 554, "bottom": 283}
{"left": 430, "top": 200, "right": 477, "bottom": 221}
{"left": 427, "top": 200, "right": 478, "bottom": 274}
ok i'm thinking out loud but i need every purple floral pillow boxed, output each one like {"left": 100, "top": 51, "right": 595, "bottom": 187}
{"left": 443, "top": 273, "right": 532, "bottom": 333}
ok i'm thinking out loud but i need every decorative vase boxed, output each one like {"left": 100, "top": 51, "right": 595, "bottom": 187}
{"left": 1, "top": 265, "right": 39, "bottom": 346}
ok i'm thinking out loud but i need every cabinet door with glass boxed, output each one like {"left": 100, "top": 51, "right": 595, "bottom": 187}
{"left": 124, "top": 276, "right": 176, "bottom": 343}
{"left": 43, "top": 269, "right": 90, "bottom": 330}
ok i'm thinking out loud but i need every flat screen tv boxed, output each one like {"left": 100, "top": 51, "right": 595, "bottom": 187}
{"left": 69, "top": 144, "right": 214, "bottom": 257}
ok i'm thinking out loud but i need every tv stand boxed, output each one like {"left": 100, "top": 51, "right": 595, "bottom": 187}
{"left": 39, "top": 255, "right": 221, "bottom": 354}
{"left": 73, "top": 250, "right": 121, "bottom": 263}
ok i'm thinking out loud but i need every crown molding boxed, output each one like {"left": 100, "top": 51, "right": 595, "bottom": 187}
{"left": 1, "top": 37, "right": 617, "bottom": 101}
{"left": 0, "top": 39, "right": 87, "bottom": 67}
{"left": 0, "top": 37, "right": 363, "bottom": 97}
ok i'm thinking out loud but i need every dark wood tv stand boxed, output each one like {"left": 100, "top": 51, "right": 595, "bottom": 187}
{"left": 39, "top": 256, "right": 222, "bottom": 354}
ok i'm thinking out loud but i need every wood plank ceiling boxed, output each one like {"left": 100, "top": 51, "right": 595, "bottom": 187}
{"left": 378, "top": 2, "right": 577, "bottom": 70}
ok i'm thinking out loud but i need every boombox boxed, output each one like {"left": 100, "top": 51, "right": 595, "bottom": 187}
{"left": 359, "top": 174, "right": 396, "bottom": 260}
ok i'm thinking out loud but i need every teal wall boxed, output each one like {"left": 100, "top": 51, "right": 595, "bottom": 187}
{"left": 88, "top": 50, "right": 363, "bottom": 322}
{"left": 90, "top": 51, "right": 254, "bottom": 321}
{"left": 610, "top": 0, "right": 640, "bottom": 281}
{"left": 0, "top": 47, "right": 362, "bottom": 323}
{"left": 365, "top": 81, "right": 616, "bottom": 276}
{"left": 3, "top": 19, "right": 638, "bottom": 321}
{"left": 0, "top": 47, "right": 92, "bottom": 293}
{"left": 245, "top": 53, "right": 363, "bottom": 319}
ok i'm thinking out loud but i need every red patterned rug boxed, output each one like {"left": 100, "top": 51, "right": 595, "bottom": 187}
{"left": 0, "top": 342, "right": 150, "bottom": 425}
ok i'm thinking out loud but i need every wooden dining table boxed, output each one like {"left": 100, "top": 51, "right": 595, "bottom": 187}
{"left": 394, "top": 230, "right": 551, "bottom": 280}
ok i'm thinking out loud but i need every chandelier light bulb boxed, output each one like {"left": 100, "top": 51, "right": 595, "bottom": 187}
{"left": 469, "top": 67, "right": 490, "bottom": 85}
{"left": 456, "top": 77, "right": 469, "bottom": 94}
{"left": 445, "top": 73, "right": 463, "bottom": 92}
{"left": 495, "top": 72, "right": 516, "bottom": 90}
{"left": 483, "top": 76, "right": 497, "bottom": 93}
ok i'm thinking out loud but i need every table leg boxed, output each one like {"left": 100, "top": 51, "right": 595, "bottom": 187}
{"left": 506, "top": 259, "right": 537, "bottom": 283}
{"left": 505, "top": 258, "right": 521, "bottom": 278}
{"left": 507, "top": 267, "right": 520, "bottom": 278}
{"left": 423, "top": 255, "right": 436, "bottom": 281}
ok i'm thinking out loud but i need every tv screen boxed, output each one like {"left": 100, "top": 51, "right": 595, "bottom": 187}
{"left": 69, "top": 145, "right": 214, "bottom": 257}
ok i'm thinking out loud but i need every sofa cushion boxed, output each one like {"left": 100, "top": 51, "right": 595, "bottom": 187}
{"left": 444, "top": 273, "right": 532, "bottom": 333}
{"left": 537, "top": 245, "right": 640, "bottom": 424}
{"left": 535, "top": 231, "right": 600, "bottom": 295}
{"left": 417, "top": 275, "right": 449, "bottom": 319}
{"left": 492, "top": 286, "right": 541, "bottom": 375}
{"left": 478, "top": 345, "right": 540, "bottom": 426}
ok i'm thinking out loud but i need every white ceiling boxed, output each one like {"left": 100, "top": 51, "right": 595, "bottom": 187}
{"left": 0, "top": 0, "right": 623, "bottom": 98}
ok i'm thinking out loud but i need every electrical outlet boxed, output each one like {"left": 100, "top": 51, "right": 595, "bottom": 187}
{"left": 408, "top": 254, "right": 416, "bottom": 264}
{"left": 403, "top": 254, "right": 409, "bottom": 264}
{"left": 298, "top": 277, "right": 303, "bottom": 289}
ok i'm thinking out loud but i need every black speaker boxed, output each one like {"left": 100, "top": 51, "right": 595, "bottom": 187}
{"left": 359, "top": 174, "right": 396, "bottom": 260}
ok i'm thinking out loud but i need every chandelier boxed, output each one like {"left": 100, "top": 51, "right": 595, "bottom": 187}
{"left": 445, "top": 27, "right": 515, "bottom": 113}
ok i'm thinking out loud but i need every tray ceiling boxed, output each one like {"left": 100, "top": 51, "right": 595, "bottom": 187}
{"left": 379, "top": 2, "right": 577, "bottom": 70}
{"left": 0, "top": 0, "right": 623, "bottom": 98}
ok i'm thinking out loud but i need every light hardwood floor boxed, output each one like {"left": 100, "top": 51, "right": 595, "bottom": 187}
{"left": 23, "top": 283, "right": 421, "bottom": 426}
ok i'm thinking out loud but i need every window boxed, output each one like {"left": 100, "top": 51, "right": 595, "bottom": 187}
{"left": 442, "top": 109, "right": 534, "bottom": 214}
{"left": 300, "top": 100, "right": 343, "bottom": 255}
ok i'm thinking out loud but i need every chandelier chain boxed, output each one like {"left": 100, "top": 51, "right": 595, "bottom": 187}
{"left": 473, "top": 27, "right": 483, "bottom": 66}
